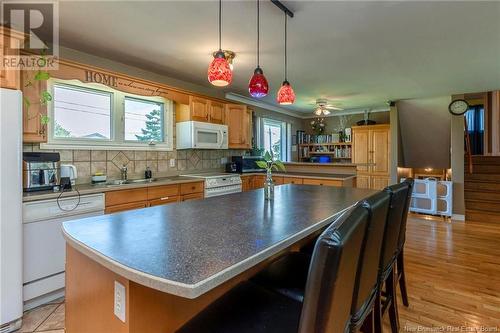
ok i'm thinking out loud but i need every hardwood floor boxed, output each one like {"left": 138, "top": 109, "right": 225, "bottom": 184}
{"left": 21, "top": 215, "right": 500, "bottom": 332}
{"left": 393, "top": 214, "right": 500, "bottom": 331}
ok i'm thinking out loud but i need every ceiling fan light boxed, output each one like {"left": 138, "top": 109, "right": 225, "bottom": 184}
{"left": 208, "top": 51, "right": 232, "bottom": 87}
{"left": 277, "top": 81, "right": 295, "bottom": 105}
{"left": 323, "top": 109, "right": 331, "bottom": 115}
{"left": 249, "top": 67, "right": 269, "bottom": 98}
{"left": 314, "top": 108, "right": 322, "bottom": 116}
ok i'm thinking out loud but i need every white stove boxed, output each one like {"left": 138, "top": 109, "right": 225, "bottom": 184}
{"left": 181, "top": 173, "right": 242, "bottom": 198}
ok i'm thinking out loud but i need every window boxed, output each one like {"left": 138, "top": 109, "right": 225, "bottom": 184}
{"left": 44, "top": 79, "right": 173, "bottom": 150}
{"left": 124, "top": 97, "right": 164, "bottom": 142}
{"left": 256, "top": 117, "right": 291, "bottom": 161}
{"left": 53, "top": 84, "right": 112, "bottom": 140}
{"left": 263, "top": 119, "right": 283, "bottom": 160}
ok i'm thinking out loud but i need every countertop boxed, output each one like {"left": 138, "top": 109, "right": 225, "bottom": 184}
{"left": 62, "top": 185, "right": 376, "bottom": 299}
{"left": 22, "top": 176, "right": 202, "bottom": 202}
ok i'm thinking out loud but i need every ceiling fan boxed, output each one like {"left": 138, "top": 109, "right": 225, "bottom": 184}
{"left": 312, "top": 98, "right": 344, "bottom": 116}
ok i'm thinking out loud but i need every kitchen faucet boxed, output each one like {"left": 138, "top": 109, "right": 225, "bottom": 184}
{"left": 121, "top": 165, "right": 128, "bottom": 181}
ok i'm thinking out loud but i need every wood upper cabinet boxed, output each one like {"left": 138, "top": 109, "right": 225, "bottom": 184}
{"left": 190, "top": 96, "right": 210, "bottom": 122}
{"left": 352, "top": 124, "right": 390, "bottom": 190}
{"left": 176, "top": 96, "right": 226, "bottom": 124}
{"left": 225, "top": 104, "right": 252, "bottom": 149}
{"left": 208, "top": 101, "right": 225, "bottom": 124}
{"left": 0, "top": 28, "right": 24, "bottom": 90}
{"left": 22, "top": 70, "right": 48, "bottom": 143}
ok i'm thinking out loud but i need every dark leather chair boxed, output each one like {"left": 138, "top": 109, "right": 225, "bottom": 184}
{"left": 374, "top": 182, "right": 411, "bottom": 333}
{"left": 176, "top": 204, "right": 369, "bottom": 333}
{"left": 396, "top": 178, "right": 414, "bottom": 307}
{"left": 252, "top": 192, "right": 391, "bottom": 333}
{"left": 349, "top": 191, "right": 391, "bottom": 333}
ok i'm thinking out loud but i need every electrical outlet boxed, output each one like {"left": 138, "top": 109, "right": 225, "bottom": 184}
{"left": 220, "top": 157, "right": 228, "bottom": 165}
{"left": 169, "top": 158, "right": 176, "bottom": 167}
{"left": 114, "top": 281, "right": 126, "bottom": 322}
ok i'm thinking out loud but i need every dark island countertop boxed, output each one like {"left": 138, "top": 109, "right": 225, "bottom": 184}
{"left": 62, "top": 185, "right": 376, "bottom": 298}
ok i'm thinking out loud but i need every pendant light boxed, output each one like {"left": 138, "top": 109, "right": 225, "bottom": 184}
{"left": 208, "top": 0, "right": 232, "bottom": 87}
{"left": 248, "top": 0, "right": 269, "bottom": 98}
{"left": 276, "top": 12, "right": 295, "bottom": 105}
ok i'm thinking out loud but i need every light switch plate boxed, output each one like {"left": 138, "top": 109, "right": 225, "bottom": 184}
{"left": 114, "top": 281, "right": 126, "bottom": 322}
{"left": 169, "top": 158, "right": 176, "bottom": 167}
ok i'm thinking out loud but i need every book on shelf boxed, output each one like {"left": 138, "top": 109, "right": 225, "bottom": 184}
{"left": 296, "top": 130, "right": 352, "bottom": 144}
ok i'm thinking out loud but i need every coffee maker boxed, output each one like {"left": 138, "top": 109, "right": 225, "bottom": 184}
{"left": 23, "top": 152, "right": 60, "bottom": 192}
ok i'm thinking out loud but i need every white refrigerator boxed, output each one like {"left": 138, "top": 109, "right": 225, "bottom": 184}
{"left": 0, "top": 88, "right": 23, "bottom": 332}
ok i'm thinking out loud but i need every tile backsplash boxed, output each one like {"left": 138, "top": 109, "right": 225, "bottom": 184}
{"left": 23, "top": 144, "right": 245, "bottom": 184}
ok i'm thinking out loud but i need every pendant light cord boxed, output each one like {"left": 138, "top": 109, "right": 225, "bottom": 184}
{"left": 219, "top": 0, "right": 222, "bottom": 50}
{"left": 257, "top": 0, "right": 260, "bottom": 67}
{"left": 284, "top": 13, "right": 288, "bottom": 82}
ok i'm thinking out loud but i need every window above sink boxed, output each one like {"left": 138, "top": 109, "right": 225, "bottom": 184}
{"left": 41, "top": 78, "right": 174, "bottom": 151}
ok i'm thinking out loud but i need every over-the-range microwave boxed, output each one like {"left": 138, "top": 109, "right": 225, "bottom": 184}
{"left": 176, "top": 121, "right": 228, "bottom": 149}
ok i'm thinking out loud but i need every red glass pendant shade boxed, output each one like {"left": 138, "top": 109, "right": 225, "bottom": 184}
{"left": 248, "top": 67, "right": 269, "bottom": 98}
{"left": 208, "top": 50, "right": 232, "bottom": 87}
{"left": 277, "top": 80, "right": 295, "bottom": 105}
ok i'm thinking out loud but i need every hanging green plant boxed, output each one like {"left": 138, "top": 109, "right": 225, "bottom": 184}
{"left": 23, "top": 51, "right": 53, "bottom": 134}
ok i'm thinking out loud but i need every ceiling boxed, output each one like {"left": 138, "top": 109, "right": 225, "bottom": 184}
{"left": 55, "top": 1, "right": 500, "bottom": 116}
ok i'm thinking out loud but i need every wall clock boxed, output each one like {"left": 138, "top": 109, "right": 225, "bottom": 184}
{"left": 448, "top": 99, "right": 469, "bottom": 115}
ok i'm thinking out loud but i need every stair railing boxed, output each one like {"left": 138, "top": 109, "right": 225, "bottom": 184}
{"left": 464, "top": 116, "right": 473, "bottom": 174}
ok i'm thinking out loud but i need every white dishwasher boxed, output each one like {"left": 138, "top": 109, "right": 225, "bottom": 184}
{"left": 22, "top": 193, "right": 104, "bottom": 310}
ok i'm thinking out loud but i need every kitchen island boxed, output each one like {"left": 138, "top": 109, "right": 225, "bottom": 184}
{"left": 62, "top": 185, "right": 375, "bottom": 333}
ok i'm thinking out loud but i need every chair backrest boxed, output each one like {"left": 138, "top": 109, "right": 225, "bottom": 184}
{"left": 397, "top": 178, "right": 414, "bottom": 251}
{"left": 381, "top": 182, "right": 411, "bottom": 273}
{"left": 298, "top": 204, "right": 369, "bottom": 333}
{"left": 351, "top": 191, "right": 391, "bottom": 322}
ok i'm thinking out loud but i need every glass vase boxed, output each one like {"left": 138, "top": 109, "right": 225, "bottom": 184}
{"left": 264, "top": 169, "right": 274, "bottom": 200}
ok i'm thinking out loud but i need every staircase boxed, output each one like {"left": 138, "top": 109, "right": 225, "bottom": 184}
{"left": 465, "top": 156, "right": 500, "bottom": 223}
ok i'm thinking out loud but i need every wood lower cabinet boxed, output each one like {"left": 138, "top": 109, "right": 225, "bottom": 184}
{"left": 283, "top": 177, "right": 303, "bottom": 185}
{"left": 241, "top": 176, "right": 253, "bottom": 192}
{"left": 272, "top": 176, "right": 284, "bottom": 185}
{"left": 225, "top": 104, "right": 252, "bottom": 149}
{"left": 181, "top": 192, "right": 204, "bottom": 202}
{"left": 252, "top": 175, "right": 266, "bottom": 189}
{"left": 105, "top": 201, "right": 148, "bottom": 214}
{"left": 352, "top": 124, "right": 391, "bottom": 190}
{"left": 149, "top": 196, "right": 179, "bottom": 207}
{"left": 105, "top": 181, "right": 204, "bottom": 213}
{"left": 302, "top": 178, "right": 342, "bottom": 187}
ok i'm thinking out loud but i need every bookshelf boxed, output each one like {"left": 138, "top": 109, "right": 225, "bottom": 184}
{"left": 298, "top": 142, "right": 352, "bottom": 161}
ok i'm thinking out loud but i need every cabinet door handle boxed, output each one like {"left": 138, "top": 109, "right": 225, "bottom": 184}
{"left": 160, "top": 196, "right": 169, "bottom": 200}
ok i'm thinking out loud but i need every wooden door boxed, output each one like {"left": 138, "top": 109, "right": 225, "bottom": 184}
{"left": 181, "top": 193, "right": 204, "bottom": 201}
{"left": 149, "top": 196, "right": 179, "bottom": 207}
{"left": 302, "top": 178, "right": 342, "bottom": 187}
{"left": 241, "top": 176, "right": 253, "bottom": 191}
{"left": 190, "top": 96, "right": 209, "bottom": 122}
{"left": 0, "top": 29, "right": 22, "bottom": 90}
{"left": 105, "top": 201, "right": 148, "bottom": 214}
{"left": 355, "top": 175, "right": 370, "bottom": 189}
{"left": 225, "top": 104, "right": 251, "bottom": 149}
{"left": 352, "top": 128, "right": 369, "bottom": 172}
{"left": 252, "top": 175, "right": 265, "bottom": 189}
{"left": 283, "top": 177, "right": 303, "bottom": 185}
{"left": 209, "top": 101, "right": 225, "bottom": 124}
{"left": 370, "top": 127, "right": 390, "bottom": 175}
{"left": 371, "top": 176, "right": 390, "bottom": 190}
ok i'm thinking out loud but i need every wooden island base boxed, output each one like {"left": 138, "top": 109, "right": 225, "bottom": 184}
{"left": 65, "top": 243, "right": 303, "bottom": 333}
